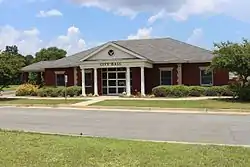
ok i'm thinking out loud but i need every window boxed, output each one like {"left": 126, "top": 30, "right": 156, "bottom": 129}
{"left": 160, "top": 68, "right": 173, "bottom": 85}
{"left": 200, "top": 67, "right": 213, "bottom": 86}
{"left": 56, "top": 74, "right": 65, "bottom": 86}
{"left": 85, "top": 70, "right": 92, "bottom": 87}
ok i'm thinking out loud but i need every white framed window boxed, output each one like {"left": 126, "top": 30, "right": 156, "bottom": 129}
{"left": 55, "top": 71, "right": 65, "bottom": 86}
{"left": 160, "top": 67, "right": 173, "bottom": 85}
{"left": 199, "top": 67, "right": 213, "bottom": 86}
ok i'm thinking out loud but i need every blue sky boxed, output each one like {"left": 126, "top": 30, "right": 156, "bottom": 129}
{"left": 0, "top": 0, "right": 250, "bottom": 55}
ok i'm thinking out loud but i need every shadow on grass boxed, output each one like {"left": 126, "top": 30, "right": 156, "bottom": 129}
{"left": 0, "top": 98, "right": 20, "bottom": 102}
{"left": 211, "top": 98, "right": 250, "bottom": 104}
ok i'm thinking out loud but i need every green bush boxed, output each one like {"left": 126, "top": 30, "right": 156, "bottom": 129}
{"left": 152, "top": 85, "right": 189, "bottom": 97}
{"left": 152, "top": 85, "right": 233, "bottom": 98}
{"left": 36, "top": 86, "right": 82, "bottom": 97}
{"left": 66, "top": 86, "right": 82, "bottom": 97}
{"left": 16, "top": 84, "right": 38, "bottom": 96}
{"left": 188, "top": 86, "right": 206, "bottom": 97}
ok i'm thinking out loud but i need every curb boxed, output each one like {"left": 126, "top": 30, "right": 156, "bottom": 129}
{"left": 1, "top": 105, "right": 250, "bottom": 115}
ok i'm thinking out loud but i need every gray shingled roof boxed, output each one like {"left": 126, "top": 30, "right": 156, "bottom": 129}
{"left": 21, "top": 38, "right": 214, "bottom": 72}
{"left": 21, "top": 60, "right": 57, "bottom": 72}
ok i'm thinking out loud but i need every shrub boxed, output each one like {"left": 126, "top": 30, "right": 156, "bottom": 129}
{"left": 152, "top": 86, "right": 169, "bottom": 97}
{"left": 152, "top": 85, "right": 190, "bottom": 97}
{"left": 152, "top": 85, "right": 233, "bottom": 98}
{"left": 188, "top": 86, "right": 206, "bottom": 97}
{"left": 66, "top": 86, "right": 82, "bottom": 97}
{"left": 36, "top": 86, "right": 82, "bottom": 97}
{"left": 16, "top": 84, "right": 38, "bottom": 96}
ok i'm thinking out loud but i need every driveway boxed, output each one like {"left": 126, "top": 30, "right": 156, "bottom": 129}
{"left": 0, "top": 107, "right": 250, "bottom": 145}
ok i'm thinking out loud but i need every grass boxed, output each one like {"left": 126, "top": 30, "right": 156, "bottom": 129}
{"left": 0, "top": 98, "right": 87, "bottom": 105}
{"left": 0, "top": 131, "right": 250, "bottom": 167}
{"left": 91, "top": 99, "right": 250, "bottom": 110}
{"left": 2, "top": 85, "right": 19, "bottom": 91}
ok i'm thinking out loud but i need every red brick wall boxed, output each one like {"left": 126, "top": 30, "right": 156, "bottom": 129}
{"left": 43, "top": 63, "right": 229, "bottom": 94}
{"left": 144, "top": 64, "right": 178, "bottom": 93}
{"left": 131, "top": 67, "right": 141, "bottom": 94}
{"left": 182, "top": 63, "right": 229, "bottom": 86}
{"left": 44, "top": 68, "right": 74, "bottom": 86}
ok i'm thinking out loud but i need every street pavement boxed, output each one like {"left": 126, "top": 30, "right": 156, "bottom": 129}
{"left": 0, "top": 106, "right": 250, "bottom": 146}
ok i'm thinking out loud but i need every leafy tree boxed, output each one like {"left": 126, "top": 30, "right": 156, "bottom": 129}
{"left": 211, "top": 39, "right": 250, "bottom": 87}
{"left": 0, "top": 52, "right": 26, "bottom": 91}
{"left": 25, "top": 54, "right": 34, "bottom": 65}
{"left": 34, "top": 47, "right": 67, "bottom": 63}
{"left": 210, "top": 39, "right": 250, "bottom": 101}
{"left": 5, "top": 45, "right": 18, "bottom": 55}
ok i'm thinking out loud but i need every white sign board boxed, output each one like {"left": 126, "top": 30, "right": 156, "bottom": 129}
{"left": 65, "top": 75, "right": 68, "bottom": 83}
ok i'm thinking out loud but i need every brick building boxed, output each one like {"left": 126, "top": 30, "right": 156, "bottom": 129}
{"left": 21, "top": 38, "right": 229, "bottom": 96}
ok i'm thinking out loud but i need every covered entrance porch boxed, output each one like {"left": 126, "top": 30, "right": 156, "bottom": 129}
{"left": 79, "top": 42, "right": 153, "bottom": 96}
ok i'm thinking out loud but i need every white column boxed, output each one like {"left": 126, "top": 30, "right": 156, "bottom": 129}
{"left": 140, "top": 67, "right": 145, "bottom": 96}
{"left": 177, "top": 64, "right": 182, "bottom": 85}
{"left": 94, "top": 68, "right": 98, "bottom": 96}
{"left": 81, "top": 69, "right": 86, "bottom": 96}
{"left": 126, "top": 67, "right": 131, "bottom": 96}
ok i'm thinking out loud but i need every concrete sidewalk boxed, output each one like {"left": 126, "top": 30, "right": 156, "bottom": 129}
{"left": 1, "top": 95, "right": 232, "bottom": 101}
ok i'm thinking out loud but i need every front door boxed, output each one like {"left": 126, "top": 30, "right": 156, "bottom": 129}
{"left": 102, "top": 68, "right": 127, "bottom": 95}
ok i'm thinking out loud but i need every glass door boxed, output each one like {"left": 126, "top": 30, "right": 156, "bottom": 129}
{"left": 102, "top": 68, "right": 127, "bottom": 95}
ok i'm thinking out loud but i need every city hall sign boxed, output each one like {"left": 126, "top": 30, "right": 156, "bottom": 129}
{"left": 100, "top": 62, "right": 122, "bottom": 66}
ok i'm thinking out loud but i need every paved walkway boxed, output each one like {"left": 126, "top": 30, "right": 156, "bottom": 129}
{"left": 0, "top": 107, "right": 249, "bottom": 146}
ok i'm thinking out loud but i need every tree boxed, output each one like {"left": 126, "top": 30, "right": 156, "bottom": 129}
{"left": 5, "top": 45, "right": 18, "bottom": 55}
{"left": 34, "top": 47, "right": 67, "bottom": 63}
{"left": 25, "top": 54, "right": 34, "bottom": 65}
{"left": 0, "top": 52, "right": 26, "bottom": 91}
{"left": 211, "top": 39, "right": 250, "bottom": 87}
{"left": 210, "top": 39, "right": 250, "bottom": 101}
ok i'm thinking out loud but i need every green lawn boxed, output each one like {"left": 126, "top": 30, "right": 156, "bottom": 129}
{"left": 0, "top": 131, "right": 250, "bottom": 167}
{"left": 91, "top": 99, "right": 250, "bottom": 110}
{"left": 0, "top": 98, "right": 86, "bottom": 105}
{"left": 2, "top": 85, "right": 19, "bottom": 91}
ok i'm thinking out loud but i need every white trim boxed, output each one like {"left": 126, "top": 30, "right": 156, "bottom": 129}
{"left": 141, "top": 67, "right": 145, "bottom": 96}
{"left": 159, "top": 68, "right": 173, "bottom": 85}
{"left": 126, "top": 67, "right": 131, "bottom": 96}
{"left": 54, "top": 71, "right": 65, "bottom": 75}
{"left": 94, "top": 68, "right": 98, "bottom": 96}
{"left": 80, "top": 59, "right": 153, "bottom": 69}
{"left": 159, "top": 67, "right": 174, "bottom": 71}
{"left": 80, "top": 42, "right": 147, "bottom": 62}
{"left": 199, "top": 67, "right": 214, "bottom": 86}
{"left": 81, "top": 69, "right": 86, "bottom": 96}
{"left": 199, "top": 66, "right": 208, "bottom": 70}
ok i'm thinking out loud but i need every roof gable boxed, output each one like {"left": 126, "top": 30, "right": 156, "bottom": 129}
{"left": 80, "top": 42, "right": 147, "bottom": 62}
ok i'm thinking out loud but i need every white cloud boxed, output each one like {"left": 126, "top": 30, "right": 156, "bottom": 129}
{"left": 128, "top": 27, "right": 153, "bottom": 40}
{"left": 37, "top": 9, "right": 63, "bottom": 17}
{"left": 48, "top": 26, "right": 86, "bottom": 55}
{"left": 186, "top": 28, "right": 204, "bottom": 46}
{"left": 71, "top": 0, "right": 184, "bottom": 18}
{"left": 0, "top": 25, "right": 86, "bottom": 56}
{"left": 70, "top": 0, "right": 250, "bottom": 23}
{"left": 0, "top": 25, "right": 43, "bottom": 55}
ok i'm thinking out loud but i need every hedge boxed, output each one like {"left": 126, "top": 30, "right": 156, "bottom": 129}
{"left": 16, "top": 85, "right": 82, "bottom": 97}
{"left": 152, "top": 85, "right": 233, "bottom": 98}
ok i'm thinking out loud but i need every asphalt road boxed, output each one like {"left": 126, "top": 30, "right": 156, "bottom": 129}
{"left": 0, "top": 107, "right": 250, "bottom": 145}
